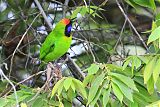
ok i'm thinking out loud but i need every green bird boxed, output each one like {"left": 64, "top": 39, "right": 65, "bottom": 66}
{"left": 40, "top": 18, "right": 73, "bottom": 63}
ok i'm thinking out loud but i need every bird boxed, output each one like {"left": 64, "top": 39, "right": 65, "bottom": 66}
{"left": 39, "top": 18, "right": 73, "bottom": 63}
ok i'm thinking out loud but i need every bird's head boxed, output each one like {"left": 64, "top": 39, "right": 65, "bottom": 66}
{"left": 60, "top": 18, "right": 73, "bottom": 37}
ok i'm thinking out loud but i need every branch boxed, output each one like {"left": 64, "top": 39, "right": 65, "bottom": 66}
{"left": 116, "top": 0, "right": 149, "bottom": 51}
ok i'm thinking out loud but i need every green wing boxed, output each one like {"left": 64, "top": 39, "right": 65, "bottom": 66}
{"left": 40, "top": 32, "right": 56, "bottom": 60}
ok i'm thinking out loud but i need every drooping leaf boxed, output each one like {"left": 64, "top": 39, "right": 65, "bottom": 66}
{"left": 51, "top": 78, "right": 65, "bottom": 98}
{"left": 112, "top": 78, "right": 133, "bottom": 102}
{"left": 87, "top": 73, "right": 105, "bottom": 105}
{"left": 102, "top": 86, "right": 111, "bottom": 107}
{"left": 63, "top": 78, "right": 72, "bottom": 91}
{"left": 109, "top": 72, "right": 138, "bottom": 91}
{"left": 146, "top": 76, "right": 154, "bottom": 94}
{"left": 83, "top": 74, "right": 94, "bottom": 87}
{"left": 87, "top": 63, "right": 99, "bottom": 75}
{"left": 153, "top": 58, "right": 160, "bottom": 83}
{"left": 144, "top": 56, "right": 157, "bottom": 84}
{"left": 72, "top": 78, "right": 87, "bottom": 99}
{"left": 147, "top": 26, "right": 160, "bottom": 44}
{"left": 111, "top": 82, "right": 123, "bottom": 103}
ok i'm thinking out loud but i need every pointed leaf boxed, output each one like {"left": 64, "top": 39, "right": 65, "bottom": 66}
{"left": 109, "top": 72, "right": 138, "bottom": 91}
{"left": 72, "top": 78, "right": 87, "bottom": 99}
{"left": 87, "top": 64, "right": 99, "bottom": 75}
{"left": 63, "top": 78, "right": 72, "bottom": 91}
{"left": 87, "top": 73, "right": 105, "bottom": 105}
{"left": 146, "top": 76, "right": 154, "bottom": 94}
{"left": 51, "top": 78, "right": 65, "bottom": 98}
{"left": 147, "top": 26, "right": 160, "bottom": 44}
{"left": 102, "top": 86, "right": 111, "bottom": 107}
{"left": 123, "top": 56, "right": 131, "bottom": 70}
{"left": 111, "top": 82, "right": 123, "bottom": 103}
{"left": 112, "top": 78, "right": 133, "bottom": 102}
{"left": 144, "top": 57, "right": 157, "bottom": 84}
{"left": 153, "top": 58, "right": 160, "bottom": 83}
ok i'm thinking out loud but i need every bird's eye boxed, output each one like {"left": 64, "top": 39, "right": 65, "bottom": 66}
{"left": 65, "top": 23, "right": 72, "bottom": 37}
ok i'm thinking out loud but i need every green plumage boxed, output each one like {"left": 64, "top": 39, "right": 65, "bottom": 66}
{"left": 40, "top": 19, "right": 72, "bottom": 63}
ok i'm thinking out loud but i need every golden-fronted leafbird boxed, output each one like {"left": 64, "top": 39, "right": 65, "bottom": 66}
{"left": 40, "top": 18, "right": 72, "bottom": 63}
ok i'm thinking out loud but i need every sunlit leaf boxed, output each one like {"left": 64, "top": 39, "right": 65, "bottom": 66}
{"left": 51, "top": 78, "right": 65, "bottom": 98}
{"left": 153, "top": 58, "right": 160, "bottom": 83}
{"left": 63, "top": 78, "right": 72, "bottom": 91}
{"left": 87, "top": 73, "right": 105, "bottom": 105}
{"left": 111, "top": 82, "right": 123, "bottom": 103}
{"left": 102, "top": 86, "right": 111, "bottom": 107}
{"left": 112, "top": 78, "right": 133, "bottom": 102}
{"left": 109, "top": 72, "right": 138, "bottom": 91}
{"left": 144, "top": 56, "right": 157, "bottom": 84}
{"left": 72, "top": 78, "right": 87, "bottom": 99}
{"left": 147, "top": 26, "right": 160, "bottom": 44}
{"left": 146, "top": 76, "right": 154, "bottom": 94}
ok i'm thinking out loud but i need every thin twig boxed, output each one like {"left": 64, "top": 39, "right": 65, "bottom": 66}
{"left": 9, "top": 13, "right": 40, "bottom": 78}
{"left": 34, "top": 0, "right": 53, "bottom": 29}
{"left": 0, "top": 63, "right": 19, "bottom": 107}
{"left": 116, "top": 0, "right": 149, "bottom": 51}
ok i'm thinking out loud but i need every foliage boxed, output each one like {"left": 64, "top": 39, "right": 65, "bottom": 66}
{"left": 1, "top": 0, "right": 160, "bottom": 107}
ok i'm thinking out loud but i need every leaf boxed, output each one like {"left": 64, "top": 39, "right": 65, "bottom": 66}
{"left": 123, "top": 56, "right": 132, "bottom": 70}
{"left": 51, "top": 78, "right": 65, "bottom": 98}
{"left": 146, "top": 100, "right": 160, "bottom": 107}
{"left": 90, "top": 87, "right": 103, "bottom": 106}
{"left": 83, "top": 74, "right": 94, "bottom": 87}
{"left": 146, "top": 76, "right": 154, "bottom": 94}
{"left": 72, "top": 78, "right": 87, "bottom": 99}
{"left": 144, "top": 57, "right": 157, "bottom": 84}
{"left": 153, "top": 58, "right": 160, "bottom": 83}
{"left": 133, "top": 0, "right": 156, "bottom": 10}
{"left": 63, "top": 78, "right": 72, "bottom": 91}
{"left": 71, "top": 82, "right": 76, "bottom": 93}
{"left": 87, "top": 73, "right": 105, "bottom": 105}
{"left": 87, "top": 63, "right": 99, "bottom": 75}
{"left": 109, "top": 72, "right": 138, "bottom": 91}
{"left": 111, "top": 82, "right": 123, "bottom": 103}
{"left": 147, "top": 26, "right": 160, "bottom": 44}
{"left": 133, "top": 56, "right": 141, "bottom": 69}
{"left": 112, "top": 78, "right": 133, "bottom": 102}
{"left": 20, "top": 103, "right": 27, "bottom": 107}
{"left": 102, "top": 86, "right": 111, "bottom": 107}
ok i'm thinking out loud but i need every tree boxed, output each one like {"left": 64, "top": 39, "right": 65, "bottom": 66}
{"left": 0, "top": 0, "right": 160, "bottom": 107}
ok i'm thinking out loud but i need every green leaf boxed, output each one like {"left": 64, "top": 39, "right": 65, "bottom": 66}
{"left": 102, "top": 86, "right": 111, "bottom": 107}
{"left": 133, "top": 0, "right": 156, "bottom": 10}
{"left": 153, "top": 58, "right": 160, "bottom": 83}
{"left": 71, "top": 82, "right": 76, "bottom": 93}
{"left": 147, "top": 26, "right": 160, "bottom": 44}
{"left": 90, "top": 87, "right": 103, "bottom": 106}
{"left": 146, "top": 100, "right": 160, "bottom": 107}
{"left": 87, "top": 73, "right": 105, "bottom": 105}
{"left": 51, "top": 78, "right": 65, "bottom": 98}
{"left": 109, "top": 72, "right": 138, "bottom": 91}
{"left": 111, "top": 82, "right": 123, "bottom": 103}
{"left": 83, "top": 74, "right": 94, "bottom": 87}
{"left": 144, "top": 57, "right": 157, "bottom": 84}
{"left": 63, "top": 78, "right": 72, "bottom": 91}
{"left": 133, "top": 56, "right": 141, "bottom": 69}
{"left": 123, "top": 56, "right": 132, "bottom": 70}
{"left": 72, "top": 78, "right": 87, "bottom": 99}
{"left": 112, "top": 78, "right": 133, "bottom": 102}
{"left": 146, "top": 76, "right": 154, "bottom": 94}
{"left": 87, "top": 63, "right": 99, "bottom": 75}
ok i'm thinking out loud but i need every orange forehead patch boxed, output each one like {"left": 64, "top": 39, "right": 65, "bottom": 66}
{"left": 61, "top": 18, "right": 71, "bottom": 25}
